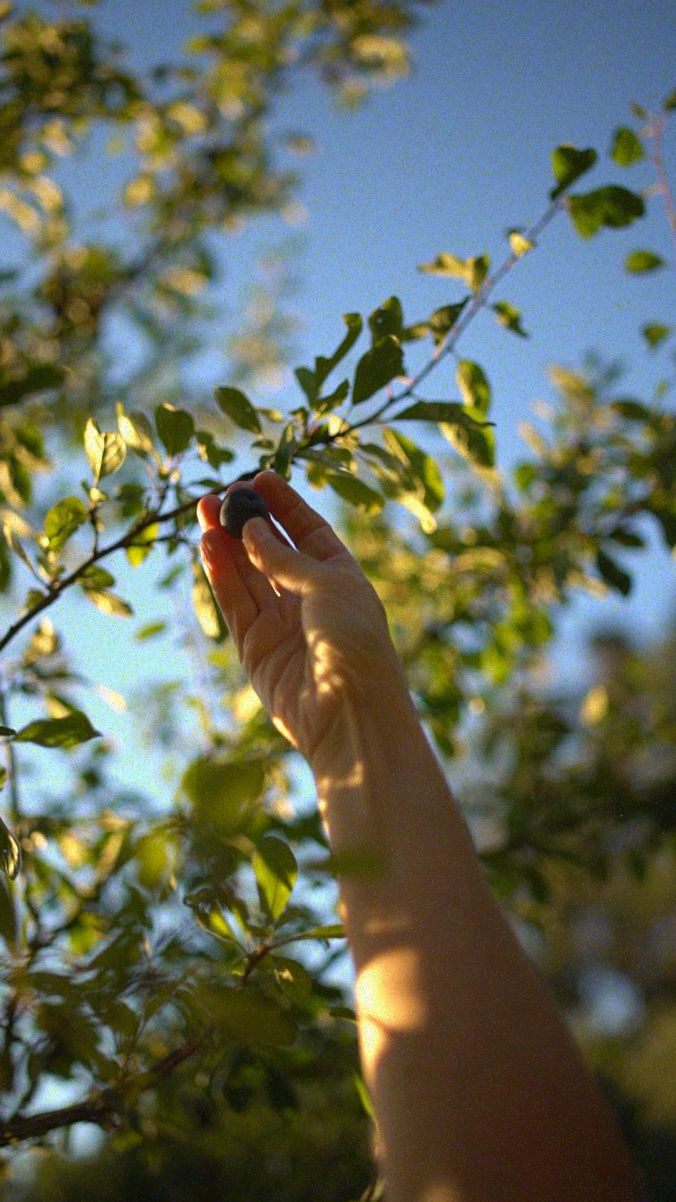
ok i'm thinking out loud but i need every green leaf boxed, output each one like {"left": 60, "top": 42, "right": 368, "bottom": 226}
{"left": 426, "top": 300, "right": 468, "bottom": 345}
{"left": 266, "top": 954, "right": 312, "bottom": 1002}
{"left": 315, "top": 313, "right": 363, "bottom": 387}
{"left": 314, "top": 377, "right": 350, "bottom": 416}
{"left": 596, "top": 549, "right": 632, "bottom": 596}
{"left": 290, "top": 922, "right": 345, "bottom": 942}
{"left": 368, "top": 296, "right": 403, "bottom": 344}
{"left": 549, "top": 145, "right": 597, "bottom": 199}
{"left": 182, "top": 756, "right": 265, "bottom": 834}
{"left": 155, "top": 403, "right": 195, "bottom": 456}
{"left": 326, "top": 473, "right": 385, "bottom": 513}
{"left": 79, "top": 564, "right": 115, "bottom": 590}
{"left": 567, "top": 186, "right": 645, "bottom": 237}
{"left": 395, "top": 400, "right": 489, "bottom": 429}
{"left": 14, "top": 711, "right": 101, "bottom": 749}
{"left": 0, "top": 816, "right": 20, "bottom": 880}
{"left": 456, "top": 360, "right": 491, "bottom": 417}
{"left": 191, "top": 563, "right": 228, "bottom": 641}
{"left": 418, "top": 252, "right": 489, "bottom": 292}
{"left": 641, "top": 323, "right": 671, "bottom": 349}
{"left": 662, "top": 88, "right": 676, "bottom": 112}
{"left": 624, "top": 249, "right": 664, "bottom": 273}
{"left": 198, "top": 984, "right": 296, "bottom": 1047}
{"left": 351, "top": 335, "right": 404, "bottom": 405}
{"left": 492, "top": 300, "right": 528, "bottom": 338}
{"left": 44, "top": 496, "right": 88, "bottom": 552}
{"left": 610, "top": 126, "right": 645, "bottom": 166}
{"left": 0, "top": 364, "right": 64, "bottom": 409}
{"left": 82, "top": 589, "right": 134, "bottom": 617}
{"left": 116, "top": 404, "right": 156, "bottom": 457}
{"left": 84, "top": 418, "right": 126, "bottom": 483}
{"left": 253, "top": 834, "right": 298, "bottom": 922}
{"left": 214, "top": 386, "right": 262, "bottom": 434}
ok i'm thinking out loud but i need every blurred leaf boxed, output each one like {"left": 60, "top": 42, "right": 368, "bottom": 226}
{"left": 549, "top": 144, "right": 597, "bottom": 199}
{"left": 14, "top": 711, "right": 101, "bottom": 749}
{"left": 214, "top": 386, "right": 262, "bottom": 434}
{"left": 326, "top": 473, "right": 384, "bottom": 513}
{"left": 182, "top": 755, "right": 265, "bottom": 834}
{"left": 418, "top": 252, "right": 489, "bottom": 292}
{"left": 198, "top": 983, "right": 296, "bottom": 1047}
{"left": 456, "top": 360, "right": 491, "bottom": 417}
{"left": 44, "top": 496, "right": 88, "bottom": 552}
{"left": 492, "top": 300, "right": 528, "bottom": 337}
{"left": 266, "top": 954, "right": 312, "bottom": 1002}
{"left": 351, "top": 335, "right": 404, "bottom": 405}
{"left": 155, "top": 403, "right": 194, "bottom": 456}
{"left": 610, "top": 126, "right": 645, "bottom": 166}
{"left": 192, "top": 562, "right": 228, "bottom": 641}
{"left": 508, "top": 229, "right": 534, "bottom": 256}
{"left": 0, "top": 816, "right": 20, "bottom": 880}
{"left": 596, "top": 548, "right": 632, "bottom": 596}
{"left": 641, "top": 323, "right": 671, "bottom": 349}
{"left": 624, "top": 250, "right": 664, "bottom": 273}
{"left": 125, "top": 523, "right": 158, "bottom": 568}
{"left": 253, "top": 834, "right": 298, "bottom": 922}
{"left": 0, "top": 364, "right": 64, "bottom": 409}
{"left": 82, "top": 589, "right": 133, "bottom": 617}
{"left": 567, "top": 186, "right": 645, "bottom": 237}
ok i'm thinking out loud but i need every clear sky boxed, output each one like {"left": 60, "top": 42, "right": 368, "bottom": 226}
{"left": 3, "top": 0, "right": 675, "bottom": 789}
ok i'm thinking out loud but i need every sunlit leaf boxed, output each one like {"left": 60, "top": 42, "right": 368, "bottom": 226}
{"left": 44, "top": 496, "right": 88, "bottom": 552}
{"left": 82, "top": 589, "right": 133, "bottom": 617}
{"left": 418, "top": 252, "right": 488, "bottom": 292}
{"left": 84, "top": 418, "right": 126, "bottom": 483}
{"left": 192, "top": 562, "right": 228, "bottom": 641}
{"left": 253, "top": 834, "right": 298, "bottom": 921}
{"left": 116, "top": 404, "right": 155, "bottom": 457}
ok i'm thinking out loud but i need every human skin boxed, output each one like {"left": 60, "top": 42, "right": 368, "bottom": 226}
{"left": 197, "top": 471, "right": 645, "bottom": 1202}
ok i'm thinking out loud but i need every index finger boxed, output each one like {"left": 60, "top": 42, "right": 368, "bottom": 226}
{"left": 253, "top": 471, "right": 351, "bottom": 563}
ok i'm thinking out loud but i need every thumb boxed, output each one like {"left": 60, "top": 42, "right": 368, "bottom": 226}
{"left": 243, "top": 517, "right": 316, "bottom": 594}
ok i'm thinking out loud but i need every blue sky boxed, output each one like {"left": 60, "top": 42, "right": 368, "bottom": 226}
{"left": 3, "top": 0, "right": 675, "bottom": 790}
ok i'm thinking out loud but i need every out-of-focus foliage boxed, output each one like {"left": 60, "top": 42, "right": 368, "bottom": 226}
{"left": 0, "top": 0, "right": 674, "bottom": 1197}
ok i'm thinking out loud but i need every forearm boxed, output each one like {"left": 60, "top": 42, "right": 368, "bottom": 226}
{"left": 311, "top": 676, "right": 644, "bottom": 1202}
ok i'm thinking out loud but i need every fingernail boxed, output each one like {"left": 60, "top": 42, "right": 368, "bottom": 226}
{"left": 242, "top": 515, "right": 270, "bottom": 552}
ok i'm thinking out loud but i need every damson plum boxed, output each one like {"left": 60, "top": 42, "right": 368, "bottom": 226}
{"left": 219, "top": 486, "right": 269, "bottom": 538}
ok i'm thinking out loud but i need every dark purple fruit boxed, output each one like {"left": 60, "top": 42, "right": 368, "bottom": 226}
{"left": 219, "top": 486, "right": 269, "bottom": 538}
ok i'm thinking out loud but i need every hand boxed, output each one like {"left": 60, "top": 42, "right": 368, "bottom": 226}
{"left": 197, "top": 472, "right": 404, "bottom": 766}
